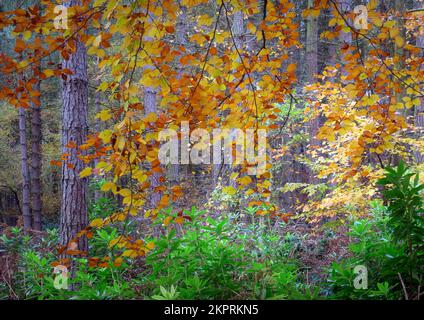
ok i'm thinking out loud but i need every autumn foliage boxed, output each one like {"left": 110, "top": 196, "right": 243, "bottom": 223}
{"left": 0, "top": 0, "right": 423, "bottom": 300}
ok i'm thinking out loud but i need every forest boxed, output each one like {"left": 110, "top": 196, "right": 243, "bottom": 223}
{"left": 0, "top": 0, "right": 423, "bottom": 301}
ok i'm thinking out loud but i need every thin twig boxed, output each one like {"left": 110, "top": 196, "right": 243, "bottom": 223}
{"left": 398, "top": 272, "right": 409, "bottom": 300}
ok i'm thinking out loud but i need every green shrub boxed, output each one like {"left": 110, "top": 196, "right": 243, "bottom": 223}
{"left": 327, "top": 163, "right": 424, "bottom": 300}
{"left": 0, "top": 226, "right": 135, "bottom": 300}
{"left": 139, "top": 207, "right": 312, "bottom": 300}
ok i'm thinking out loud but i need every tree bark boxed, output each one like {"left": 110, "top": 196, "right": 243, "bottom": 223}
{"left": 30, "top": 79, "right": 42, "bottom": 231}
{"left": 229, "top": 9, "right": 244, "bottom": 189}
{"left": 414, "top": 0, "right": 424, "bottom": 164}
{"left": 18, "top": 105, "right": 32, "bottom": 230}
{"left": 212, "top": 8, "right": 244, "bottom": 184}
{"left": 336, "top": 0, "right": 352, "bottom": 68}
{"left": 170, "top": 6, "right": 188, "bottom": 185}
{"left": 60, "top": 0, "right": 89, "bottom": 254}
{"left": 144, "top": 12, "right": 162, "bottom": 209}
{"left": 94, "top": 60, "right": 102, "bottom": 202}
{"left": 145, "top": 87, "right": 161, "bottom": 208}
{"left": 305, "top": 0, "right": 318, "bottom": 85}
{"left": 306, "top": 0, "right": 319, "bottom": 182}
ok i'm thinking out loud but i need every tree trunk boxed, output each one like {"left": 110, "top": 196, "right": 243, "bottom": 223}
{"left": 229, "top": 9, "right": 244, "bottom": 189}
{"left": 145, "top": 87, "right": 161, "bottom": 208}
{"left": 213, "top": 8, "right": 245, "bottom": 184}
{"left": 170, "top": 6, "right": 188, "bottom": 185}
{"left": 305, "top": 0, "right": 318, "bottom": 85}
{"left": 94, "top": 61, "right": 102, "bottom": 202}
{"left": 144, "top": 12, "right": 162, "bottom": 209}
{"left": 306, "top": 0, "right": 319, "bottom": 181}
{"left": 336, "top": 0, "right": 352, "bottom": 68}
{"left": 19, "top": 105, "right": 32, "bottom": 230}
{"left": 30, "top": 79, "right": 42, "bottom": 231}
{"left": 414, "top": 0, "right": 424, "bottom": 164}
{"left": 60, "top": 0, "right": 89, "bottom": 254}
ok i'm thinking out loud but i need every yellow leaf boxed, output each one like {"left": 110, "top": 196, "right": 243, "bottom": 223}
{"left": 198, "top": 14, "right": 213, "bottom": 26}
{"left": 79, "top": 167, "right": 93, "bottom": 178}
{"left": 395, "top": 36, "right": 404, "bottom": 48}
{"left": 93, "top": 34, "right": 102, "bottom": 47}
{"left": 113, "top": 257, "right": 123, "bottom": 267}
{"left": 247, "top": 22, "right": 256, "bottom": 34}
{"left": 311, "top": 9, "right": 320, "bottom": 17}
{"left": 129, "top": 207, "right": 138, "bottom": 216}
{"left": 190, "top": 34, "right": 206, "bottom": 46}
{"left": 122, "top": 250, "right": 137, "bottom": 258}
{"left": 367, "top": 0, "right": 378, "bottom": 10}
{"left": 158, "top": 195, "right": 170, "bottom": 207}
{"left": 108, "top": 238, "right": 121, "bottom": 248}
{"left": 23, "top": 31, "right": 31, "bottom": 41}
{"left": 90, "top": 218, "right": 103, "bottom": 228}
{"left": 94, "top": 0, "right": 107, "bottom": 6}
{"left": 119, "top": 188, "right": 132, "bottom": 197}
{"left": 230, "top": 172, "right": 239, "bottom": 180}
{"left": 145, "top": 112, "right": 158, "bottom": 123}
{"left": 99, "top": 130, "right": 113, "bottom": 143}
{"left": 175, "top": 216, "right": 184, "bottom": 225}
{"left": 98, "top": 82, "right": 108, "bottom": 91}
{"left": 127, "top": 85, "right": 139, "bottom": 96}
{"left": 223, "top": 186, "right": 237, "bottom": 196}
{"left": 101, "top": 181, "right": 117, "bottom": 193}
{"left": 239, "top": 176, "right": 252, "bottom": 186}
{"left": 44, "top": 69, "right": 54, "bottom": 78}
{"left": 245, "top": 188, "right": 255, "bottom": 196}
{"left": 96, "top": 161, "right": 108, "bottom": 169}
{"left": 96, "top": 110, "right": 112, "bottom": 121}
{"left": 163, "top": 216, "right": 172, "bottom": 226}
{"left": 287, "top": 63, "right": 297, "bottom": 73}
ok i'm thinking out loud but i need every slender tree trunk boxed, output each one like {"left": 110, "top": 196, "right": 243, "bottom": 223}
{"left": 60, "top": 0, "right": 89, "bottom": 254}
{"left": 306, "top": 0, "right": 319, "bottom": 182}
{"left": 389, "top": 0, "right": 406, "bottom": 167}
{"left": 306, "top": 0, "right": 318, "bottom": 127}
{"left": 305, "top": 0, "right": 318, "bottom": 85}
{"left": 414, "top": 0, "right": 424, "bottom": 163}
{"left": 144, "top": 12, "right": 162, "bottom": 209}
{"left": 170, "top": 6, "right": 188, "bottom": 185}
{"left": 19, "top": 105, "right": 32, "bottom": 230}
{"left": 94, "top": 63, "right": 102, "bottom": 202}
{"left": 336, "top": 0, "right": 352, "bottom": 68}
{"left": 145, "top": 87, "right": 161, "bottom": 208}
{"left": 229, "top": 9, "right": 244, "bottom": 189}
{"left": 213, "top": 8, "right": 245, "bottom": 184}
{"left": 30, "top": 79, "right": 42, "bottom": 231}
{"left": 395, "top": 0, "right": 406, "bottom": 104}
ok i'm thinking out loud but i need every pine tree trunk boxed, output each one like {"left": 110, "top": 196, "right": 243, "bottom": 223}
{"left": 30, "top": 79, "right": 42, "bottom": 231}
{"left": 60, "top": 0, "right": 89, "bottom": 254}
{"left": 19, "top": 105, "right": 32, "bottom": 230}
